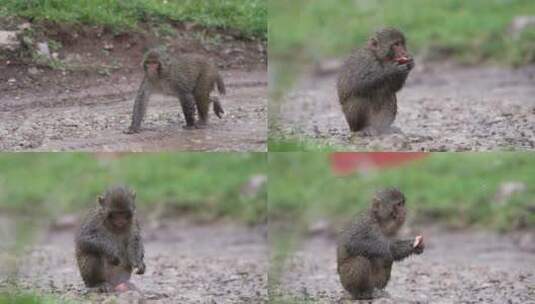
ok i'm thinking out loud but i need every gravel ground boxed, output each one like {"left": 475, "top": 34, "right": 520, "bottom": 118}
{"left": 272, "top": 228, "right": 535, "bottom": 303}
{"left": 273, "top": 63, "right": 535, "bottom": 151}
{"left": 0, "top": 69, "right": 267, "bottom": 152}
{"left": 0, "top": 221, "right": 267, "bottom": 304}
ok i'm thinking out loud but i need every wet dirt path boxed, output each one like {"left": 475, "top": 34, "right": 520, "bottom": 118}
{"left": 273, "top": 228, "right": 535, "bottom": 303}
{"left": 1, "top": 221, "right": 267, "bottom": 304}
{"left": 274, "top": 64, "right": 535, "bottom": 151}
{"left": 0, "top": 69, "right": 267, "bottom": 152}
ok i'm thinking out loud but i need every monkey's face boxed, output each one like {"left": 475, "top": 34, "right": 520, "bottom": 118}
{"left": 369, "top": 29, "right": 413, "bottom": 66}
{"left": 98, "top": 187, "right": 136, "bottom": 232}
{"left": 144, "top": 57, "right": 161, "bottom": 79}
{"left": 107, "top": 210, "right": 133, "bottom": 231}
{"left": 371, "top": 189, "right": 406, "bottom": 236}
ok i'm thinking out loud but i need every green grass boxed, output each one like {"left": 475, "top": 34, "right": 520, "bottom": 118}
{"left": 0, "top": 0, "right": 267, "bottom": 39}
{"left": 268, "top": 152, "right": 535, "bottom": 231}
{"left": 0, "top": 153, "right": 266, "bottom": 224}
{"left": 0, "top": 292, "right": 75, "bottom": 304}
{"left": 268, "top": 136, "right": 340, "bottom": 152}
{"left": 269, "top": 0, "right": 535, "bottom": 64}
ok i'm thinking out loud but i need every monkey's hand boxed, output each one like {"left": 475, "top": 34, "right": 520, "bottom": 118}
{"left": 413, "top": 235, "right": 424, "bottom": 254}
{"left": 133, "top": 262, "right": 146, "bottom": 275}
{"left": 108, "top": 254, "right": 121, "bottom": 266}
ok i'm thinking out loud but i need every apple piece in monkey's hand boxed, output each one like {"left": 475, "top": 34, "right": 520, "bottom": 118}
{"left": 395, "top": 56, "right": 410, "bottom": 65}
{"left": 413, "top": 235, "right": 424, "bottom": 248}
{"left": 114, "top": 283, "right": 130, "bottom": 292}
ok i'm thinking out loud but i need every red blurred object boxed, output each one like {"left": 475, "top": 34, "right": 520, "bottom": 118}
{"left": 330, "top": 152, "right": 428, "bottom": 175}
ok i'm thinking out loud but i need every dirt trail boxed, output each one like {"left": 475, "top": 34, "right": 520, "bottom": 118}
{"left": 1, "top": 221, "right": 267, "bottom": 303}
{"left": 273, "top": 228, "right": 535, "bottom": 303}
{"left": 0, "top": 69, "right": 267, "bottom": 151}
{"left": 274, "top": 63, "right": 535, "bottom": 151}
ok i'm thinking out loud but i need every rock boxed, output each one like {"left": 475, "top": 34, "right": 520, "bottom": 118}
{"left": 240, "top": 174, "right": 267, "bottom": 197}
{"left": 307, "top": 218, "right": 330, "bottom": 236}
{"left": 7, "top": 78, "right": 16, "bottom": 84}
{"left": 18, "top": 23, "right": 31, "bottom": 30}
{"left": 0, "top": 31, "right": 20, "bottom": 51}
{"left": 28, "top": 67, "right": 41, "bottom": 75}
{"left": 37, "top": 42, "right": 51, "bottom": 58}
{"left": 509, "top": 16, "right": 535, "bottom": 39}
{"left": 103, "top": 42, "right": 114, "bottom": 51}
{"left": 51, "top": 214, "right": 79, "bottom": 230}
{"left": 494, "top": 181, "right": 527, "bottom": 205}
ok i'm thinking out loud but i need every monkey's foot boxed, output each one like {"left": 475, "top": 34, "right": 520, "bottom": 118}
{"left": 195, "top": 121, "right": 208, "bottom": 129}
{"left": 87, "top": 282, "right": 115, "bottom": 293}
{"left": 372, "top": 289, "right": 390, "bottom": 298}
{"left": 123, "top": 128, "right": 140, "bottom": 134}
{"left": 182, "top": 125, "right": 196, "bottom": 130}
{"left": 352, "top": 127, "right": 380, "bottom": 137}
{"left": 350, "top": 291, "right": 374, "bottom": 300}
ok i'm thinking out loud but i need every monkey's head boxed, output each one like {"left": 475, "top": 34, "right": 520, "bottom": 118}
{"left": 370, "top": 187, "right": 406, "bottom": 236}
{"left": 367, "top": 27, "right": 413, "bottom": 66}
{"left": 98, "top": 186, "right": 136, "bottom": 232}
{"left": 143, "top": 49, "right": 165, "bottom": 79}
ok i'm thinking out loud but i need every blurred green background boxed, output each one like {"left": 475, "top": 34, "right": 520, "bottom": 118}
{"left": 0, "top": 153, "right": 266, "bottom": 224}
{"left": 268, "top": 0, "right": 535, "bottom": 150}
{"left": 268, "top": 152, "right": 535, "bottom": 302}
{"left": 269, "top": 0, "right": 535, "bottom": 65}
{"left": 0, "top": 0, "right": 267, "bottom": 39}
{"left": 269, "top": 152, "right": 535, "bottom": 231}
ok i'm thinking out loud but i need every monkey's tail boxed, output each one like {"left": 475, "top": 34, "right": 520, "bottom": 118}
{"left": 216, "top": 74, "right": 226, "bottom": 95}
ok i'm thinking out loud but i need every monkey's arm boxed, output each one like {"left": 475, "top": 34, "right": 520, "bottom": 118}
{"left": 390, "top": 239, "right": 418, "bottom": 261}
{"left": 76, "top": 231, "right": 120, "bottom": 264}
{"left": 345, "top": 233, "right": 392, "bottom": 260}
{"left": 126, "top": 77, "right": 151, "bottom": 134}
{"left": 339, "top": 53, "right": 409, "bottom": 100}
{"left": 127, "top": 231, "right": 145, "bottom": 274}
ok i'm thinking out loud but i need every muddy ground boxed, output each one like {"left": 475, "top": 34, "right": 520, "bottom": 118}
{"left": 0, "top": 220, "right": 267, "bottom": 304}
{"left": 273, "top": 62, "right": 535, "bottom": 151}
{"left": 273, "top": 227, "right": 535, "bottom": 304}
{"left": 0, "top": 69, "right": 266, "bottom": 151}
{"left": 0, "top": 21, "right": 267, "bottom": 151}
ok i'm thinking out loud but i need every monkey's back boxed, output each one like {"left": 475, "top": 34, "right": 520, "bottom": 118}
{"left": 158, "top": 54, "right": 221, "bottom": 94}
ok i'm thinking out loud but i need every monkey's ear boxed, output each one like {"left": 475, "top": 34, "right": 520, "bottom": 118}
{"left": 368, "top": 38, "right": 378, "bottom": 50}
{"left": 371, "top": 197, "right": 381, "bottom": 210}
{"left": 131, "top": 190, "right": 136, "bottom": 200}
{"left": 98, "top": 196, "right": 105, "bottom": 207}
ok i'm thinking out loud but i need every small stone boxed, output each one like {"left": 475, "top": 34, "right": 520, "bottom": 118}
{"left": 28, "top": 67, "right": 40, "bottom": 75}
{"left": 0, "top": 31, "right": 20, "bottom": 51}
{"left": 37, "top": 42, "right": 51, "bottom": 58}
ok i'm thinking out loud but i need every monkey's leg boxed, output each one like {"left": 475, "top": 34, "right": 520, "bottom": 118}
{"left": 78, "top": 253, "right": 112, "bottom": 292}
{"left": 125, "top": 78, "right": 151, "bottom": 134}
{"left": 342, "top": 99, "right": 371, "bottom": 135}
{"left": 210, "top": 97, "right": 224, "bottom": 119}
{"left": 369, "top": 94, "right": 398, "bottom": 135}
{"left": 338, "top": 257, "right": 374, "bottom": 300}
{"left": 193, "top": 90, "right": 211, "bottom": 128}
{"left": 370, "top": 259, "right": 392, "bottom": 290}
{"left": 178, "top": 93, "right": 197, "bottom": 129}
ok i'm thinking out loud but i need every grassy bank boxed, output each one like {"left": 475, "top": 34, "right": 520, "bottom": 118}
{"left": 269, "top": 0, "right": 535, "bottom": 64}
{"left": 0, "top": 0, "right": 267, "bottom": 39}
{"left": 269, "top": 152, "right": 535, "bottom": 231}
{"left": 0, "top": 153, "right": 266, "bottom": 224}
